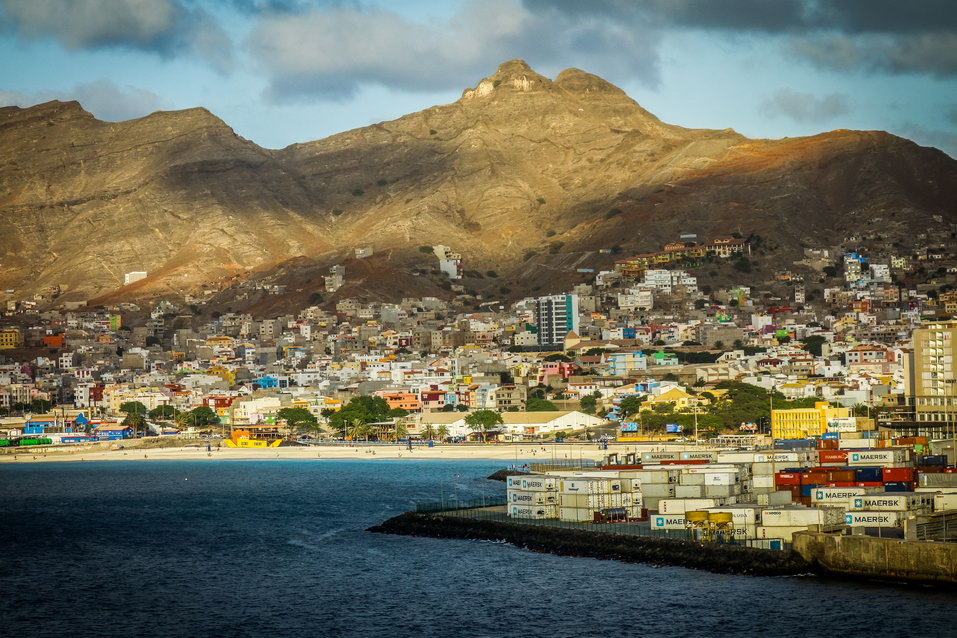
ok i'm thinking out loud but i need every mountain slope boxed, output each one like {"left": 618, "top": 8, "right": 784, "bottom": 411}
{"left": 1, "top": 60, "right": 955, "bottom": 305}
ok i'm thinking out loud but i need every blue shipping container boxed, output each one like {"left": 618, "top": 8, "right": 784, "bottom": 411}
{"left": 917, "top": 455, "right": 947, "bottom": 467}
{"left": 854, "top": 467, "right": 883, "bottom": 482}
{"left": 822, "top": 432, "right": 840, "bottom": 440}
{"left": 800, "top": 485, "right": 818, "bottom": 497}
{"left": 884, "top": 482, "right": 911, "bottom": 492}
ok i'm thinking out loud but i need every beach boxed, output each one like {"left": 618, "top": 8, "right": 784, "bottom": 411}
{"left": 0, "top": 442, "right": 619, "bottom": 464}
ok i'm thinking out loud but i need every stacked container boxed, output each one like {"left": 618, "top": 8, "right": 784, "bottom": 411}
{"left": 557, "top": 477, "right": 640, "bottom": 522}
{"left": 507, "top": 475, "right": 559, "bottom": 519}
{"left": 757, "top": 506, "right": 845, "bottom": 541}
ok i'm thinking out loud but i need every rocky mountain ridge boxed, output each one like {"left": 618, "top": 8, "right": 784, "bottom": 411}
{"left": 1, "top": 59, "right": 955, "bottom": 309}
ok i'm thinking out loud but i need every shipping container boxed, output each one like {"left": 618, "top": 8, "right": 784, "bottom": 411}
{"left": 811, "top": 487, "right": 875, "bottom": 505}
{"left": 775, "top": 472, "right": 802, "bottom": 486}
{"left": 658, "top": 498, "right": 724, "bottom": 514}
{"left": 678, "top": 451, "right": 718, "bottom": 461}
{"left": 756, "top": 525, "right": 812, "bottom": 542}
{"left": 933, "top": 493, "right": 957, "bottom": 511}
{"left": 558, "top": 507, "right": 596, "bottom": 522}
{"left": 641, "top": 483, "right": 677, "bottom": 498}
{"left": 761, "top": 506, "right": 845, "bottom": 527}
{"left": 649, "top": 513, "right": 686, "bottom": 530}
{"left": 848, "top": 493, "right": 932, "bottom": 511}
{"left": 844, "top": 511, "right": 904, "bottom": 527}
{"left": 704, "top": 484, "right": 741, "bottom": 498}
{"left": 509, "top": 504, "right": 558, "bottom": 519}
{"left": 757, "top": 491, "right": 794, "bottom": 506}
{"left": 882, "top": 467, "right": 917, "bottom": 483}
{"left": 641, "top": 452, "right": 679, "bottom": 463}
{"left": 854, "top": 467, "right": 884, "bottom": 482}
{"left": 846, "top": 450, "right": 909, "bottom": 466}
{"left": 558, "top": 493, "right": 625, "bottom": 509}
{"left": 558, "top": 478, "right": 622, "bottom": 494}
{"left": 518, "top": 476, "right": 558, "bottom": 492}
{"left": 883, "top": 481, "right": 916, "bottom": 493}
{"left": 818, "top": 450, "right": 849, "bottom": 464}
{"left": 508, "top": 490, "right": 558, "bottom": 505}
{"left": 675, "top": 485, "right": 704, "bottom": 498}
{"left": 919, "top": 473, "right": 957, "bottom": 488}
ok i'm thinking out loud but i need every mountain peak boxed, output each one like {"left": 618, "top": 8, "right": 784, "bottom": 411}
{"left": 461, "top": 59, "right": 551, "bottom": 100}
{"left": 555, "top": 67, "right": 626, "bottom": 97}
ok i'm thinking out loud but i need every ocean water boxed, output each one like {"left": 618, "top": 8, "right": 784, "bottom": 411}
{"left": 1, "top": 459, "right": 954, "bottom": 637}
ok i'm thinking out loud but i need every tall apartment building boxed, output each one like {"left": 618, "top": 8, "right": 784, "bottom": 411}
{"left": 533, "top": 294, "right": 579, "bottom": 348}
{"left": 904, "top": 320, "right": 957, "bottom": 437}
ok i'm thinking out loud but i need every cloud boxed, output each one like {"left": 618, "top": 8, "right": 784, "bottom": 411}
{"left": 896, "top": 122, "right": 957, "bottom": 160}
{"left": 0, "top": 0, "right": 234, "bottom": 71}
{"left": 245, "top": 0, "right": 661, "bottom": 102}
{"left": 0, "top": 79, "right": 171, "bottom": 121}
{"left": 760, "top": 89, "right": 850, "bottom": 124}
{"left": 787, "top": 32, "right": 957, "bottom": 77}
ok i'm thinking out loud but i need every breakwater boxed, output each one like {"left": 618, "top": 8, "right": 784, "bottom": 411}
{"left": 368, "top": 511, "right": 814, "bottom": 577}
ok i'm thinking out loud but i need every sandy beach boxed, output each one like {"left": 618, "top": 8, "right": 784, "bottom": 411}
{"left": 0, "top": 442, "right": 631, "bottom": 464}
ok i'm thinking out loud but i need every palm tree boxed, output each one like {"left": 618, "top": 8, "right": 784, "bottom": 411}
{"left": 348, "top": 418, "right": 370, "bottom": 443}
{"left": 390, "top": 419, "right": 409, "bottom": 442}
{"left": 436, "top": 424, "right": 449, "bottom": 441}
{"left": 421, "top": 423, "right": 436, "bottom": 441}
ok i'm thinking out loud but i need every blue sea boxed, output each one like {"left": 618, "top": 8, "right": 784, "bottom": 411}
{"left": 1, "top": 460, "right": 954, "bottom": 637}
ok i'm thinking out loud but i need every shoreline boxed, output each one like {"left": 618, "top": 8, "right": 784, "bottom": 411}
{"left": 0, "top": 443, "right": 612, "bottom": 464}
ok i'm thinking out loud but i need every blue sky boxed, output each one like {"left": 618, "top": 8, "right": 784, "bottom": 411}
{"left": 1, "top": 0, "right": 955, "bottom": 157}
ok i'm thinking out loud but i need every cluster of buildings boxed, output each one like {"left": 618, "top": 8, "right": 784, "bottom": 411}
{"left": 1, "top": 236, "right": 957, "bottom": 443}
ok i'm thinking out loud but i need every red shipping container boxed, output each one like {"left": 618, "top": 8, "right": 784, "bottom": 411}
{"left": 825, "top": 482, "right": 856, "bottom": 487}
{"left": 945, "top": 468, "right": 957, "bottom": 474}
{"left": 882, "top": 467, "right": 916, "bottom": 483}
{"left": 917, "top": 466, "right": 945, "bottom": 474}
{"left": 818, "top": 450, "right": 849, "bottom": 463}
{"left": 788, "top": 486, "right": 803, "bottom": 499}
{"left": 817, "top": 439, "right": 839, "bottom": 450}
{"left": 855, "top": 482, "right": 883, "bottom": 488}
{"left": 801, "top": 472, "right": 829, "bottom": 484}
{"left": 660, "top": 459, "right": 709, "bottom": 465}
{"left": 775, "top": 472, "right": 802, "bottom": 486}
{"left": 827, "top": 470, "right": 856, "bottom": 483}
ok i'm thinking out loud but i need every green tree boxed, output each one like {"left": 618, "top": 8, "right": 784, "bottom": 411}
{"left": 149, "top": 405, "right": 179, "bottom": 420}
{"left": 189, "top": 406, "right": 218, "bottom": 426}
{"left": 122, "top": 412, "right": 146, "bottom": 435}
{"left": 464, "top": 410, "right": 503, "bottom": 442}
{"left": 618, "top": 395, "right": 645, "bottom": 418}
{"left": 579, "top": 391, "right": 602, "bottom": 414}
{"left": 526, "top": 397, "right": 558, "bottom": 411}
{"left": 119, "top": 401, "right": 148, "bottom": 417}
{"left": 544, "top": 353, "right": 571, "bottom": 362}
{"left": 389, "top": 419, "right": 409, "bottom": 441}
{"left": 440, "top": 403, "right": 456, "bottom": 412}
{"left": 456, "top": 404, "right": 469, "bottom": 412}
{"left": 278, "top": 407, "right": 318, "bottom": 429}
{"left": 802, "top": 335, "right": 828, "bottom": 357}
{"left": 29, "top": 399, "right": 53, "bottom": 413}
{"left": 327, "top": 395, "right": 393, "bottom": 433}
{"left": 348, "top": 418, "right": 371, "bottom": 442}
{"left": 436, "top": 424, "right": 450, "bottom": 440}
{"left": 421, "top": 423, "right": 436, "bottom": 441}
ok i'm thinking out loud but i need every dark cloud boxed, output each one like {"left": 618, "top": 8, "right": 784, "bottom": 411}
{"left": 0, "top": 0, "right": 233, "bottom": 71}
{"left": 0, "top": 79, "right": 171, "bottom": 121}
{"left": 896, "top": 122, "right": 957, "bottom": 160}
{"left": 760, "top": 89, "right": 850, "bottom": 124}
{"left": 788, "top": 33, "right": 957, "bottom": 78}
{"left": 247, "top": 0, "right": 661, "bottom": 102}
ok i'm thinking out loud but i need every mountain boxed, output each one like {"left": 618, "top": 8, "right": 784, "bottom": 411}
{"left": 2, "top": 59, "right": 956, "bottom": 309}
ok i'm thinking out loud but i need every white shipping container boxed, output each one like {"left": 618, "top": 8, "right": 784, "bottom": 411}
{"left": 757, "top": 491, "right": 794, "bottom": 506}
{"left": 704, "top": 484, "right": 742, "bottom": 498}
{"left": 507, "top": 490, "right": 557, "bottom": 505}
{"left": 703, "top": 505, "right": 765, "bottom": 525}
{"left": 679, "top": 451, "right": 718, "bottom": 461}
{"left": 508, "top": 504, "right": 558, "bottom": 519}
{"left": 715, "top": 452, "right": 758, "bottom": 464}
{"left": 753, "top": 475, "right": 776, "bottom": 489}
{"left": 558, "top": 507, "right": 595, "bottom": 522}
{"left": 649, "top": 514, "right": 687, "bottom": 530}
{"left": 678, "top": 473, "right": 706, "bottom": 486}
{"left": 916, "top": 486, "right": 957, "bottom": 494}
{"left": 919, "top": 473, "right": 957, "bottom": 488}
{"left": 844, "top": 510, "right": 904, "bottom": 527}
{"left": 619, "top": 478, "right": 643, "bottom": 493}
{"left": 641, "top": 452, "right": 679, "bottom": 462}
{"left": 621, "top": 470, "right": 678, "bottom": 484}
{"left": 558, "top": 479, "right": 622, "bottom": 494}
{"left": 933, "top": 493, "right": 957, "bottom": 511}
{"left": 640, "top": 483, "right": 677, "bottom": 498}
{"left": 849, "top": 493, "right": 932, "bottom": 512}
{"left": 675, "top": 485, "right": 704, "bottom": 498}
{"left": 658, "top": 498, "right": 724, "bottom": 514}
{"left": 756, "top": 525, "right": 811, "bottom": 542}
{"left": 846, "top": 450, "right": 909, "bottom": 466}
{"left": 559, "top": 493, "right": 625, "bottom": 509}
{"left": 704, "top": 472, "right": 738, "bottom": 486}
{"left": 838, "top": 439, "right": 878, "bottom": 449}
{"left": 680, "top": 464, "right": 744, "bottom": 475}
{"left": 754, "top": 452, "right": 803, "bottom": 463}
{"left": 761, "top": 506, "right": 845, "bottom": 527}
{"left": 811, "top": 487, "right": 874, "bottom": 505}
{"left": 517, "top": 476, "right": 558, "bottom": 492}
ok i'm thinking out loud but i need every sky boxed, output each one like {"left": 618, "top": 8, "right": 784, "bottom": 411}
{"left": 0, "top": 0, "right": 955, "bottom": 157}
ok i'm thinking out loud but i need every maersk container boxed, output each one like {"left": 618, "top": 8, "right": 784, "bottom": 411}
{"left": 761, "top": 506, "right": 845, "bottom": 527}
{"left": 679, "top": 451, "right": 717, "bottom": 461}
{"left": 509, "top": 504, "right": 558, "bottom": 519}
{"left": 933, "top": 493, "right": 957, "bottom": 512}
{"left": 754, "top": 452, "right": 805, "bottom": 463}
{"left": 846, "top": 450, "right": 908, "bottom": 466}
{"left": 849, "top": 493, "right": 932, "bottom": 512}
{"left": 649, "top": 514, "right": 686, "bottom": 530}
{"left": 811, "top": 487, "right": 875, "bottom": 504}
{"left": 559, "top": 478, "right": 622, "bottom": 494}
{"left": 641, "top": 452, "right": 679, "bottom": 462}
{"left": 519, "top": 476, "right": 558, "bottom": 492}
{"left": 508, "top": 490, "right": 557, "bottom": 505}
{"left": 844, "top": 510, "right": 904, "bottom": 527}
{"left": 658, "top": 498, "right": 724, "bottom": 515}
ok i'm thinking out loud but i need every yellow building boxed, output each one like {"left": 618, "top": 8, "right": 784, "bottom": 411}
{"left": 0, "top": 328, "right": 23, "bottom": 349}
{"left": 771, "top": 401, "right": 850, "bottom": 439}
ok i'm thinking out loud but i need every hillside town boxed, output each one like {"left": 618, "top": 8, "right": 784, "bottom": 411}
{"left": 2, "top": 236, "right": 957, "bottom": 447}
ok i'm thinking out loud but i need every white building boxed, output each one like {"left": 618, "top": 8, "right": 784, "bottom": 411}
{"left": 124, "top": 271, "right": 147, "bottom": 285}
{"left": 533, "top": 294, "right": 579, "bottom": 347}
